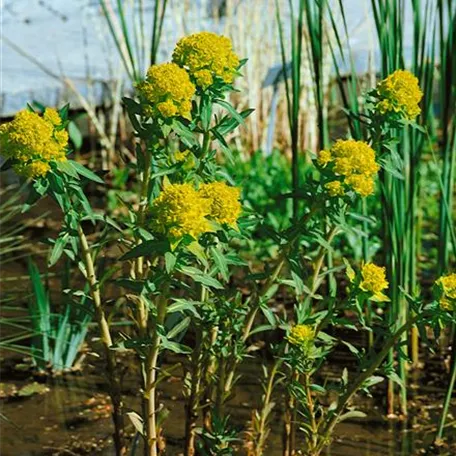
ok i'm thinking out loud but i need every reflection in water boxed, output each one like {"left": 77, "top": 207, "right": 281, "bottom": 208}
{"left": 0, "top": 356, "right": 452, "bottom": 456}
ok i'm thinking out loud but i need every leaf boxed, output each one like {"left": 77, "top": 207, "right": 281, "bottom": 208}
{"left": 216, "top": 108, "right": 254, "bottom": 136}
{"left": 214, "top": 99, "right": 246, "bottom": 126}
{"left": 338, "top": 410, "right": 367, "bottom": 422}
{"left": 48, "top": 234, "right": 69, "bottom": 267}
{"left": 386, "top": 370, "right": 405, "bottom": 389}
{"left": 210, "top": 246, "right": 229, "bottom": 281}
{"left": 56, "top": 160, "right": 79, "bottom": 179}
{"left": 167, "top": 299, "right": 200, "bottom": 318}
{"left": 120, "top": 240, "right": 169, "bottom": 260}
{"left": 164, "top": 252, "right": 176, "bottom": 273}
{"left": 115, "top": 279, "right": 148, "bottom": 293}
{"left": 167, "top": 316, "right": 190, "bottom": 339}
{"left": 68, "top": 121, "right": 83, "bottom": 150}
{"left": 127, "top": 412, "right": 144, "bottom": 435}
{"left": 340, "top": 340, "right": 360, "bottom": 357}
{"left": 179, "top": 266, "right": 224, "bottom": 290}
{"left": 160, "top": 339, "right": 192, "bottom": 354}
{"left": 362, "top": 375, "right": 384, "bottom": 389}
{"left": 186, "top": 241, "right": 208, "bottom": 267}
{"left": 192, "top": 274, "right": 224, "bottom": 290}
{"left": 69, "top": 160, "right": 105, "bottom": 184}
{"left": 211, "top": 128, "right": 234, "bottom": 163}
{"left": 172, "top": 120, "right": 198, "bottom": 147}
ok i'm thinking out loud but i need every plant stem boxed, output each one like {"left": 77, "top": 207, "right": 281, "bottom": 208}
{"left": 304, "top": 372, "right": 318, "bottom": 452}
{"left": 436, "top": 327, "right": 456, "bottom": 442}
{"left": 184, "top": 327, "right": 203, "bottom": 456}
{"left": 223, "top": 253, "right": 287, "bottom": 396}
{"left": 184, "top": 279, "right": 208, "bottom": 456}
{"left": 254, "top": 359, "right": 282, "bottom": 456}
{"left": 77, "top": 225, "right": 126, "bottom": 456}
{"left": 283, "top": 370, "right": 299, "bottom": 456}
{"left": 316, "top": 313, "right": 421, "bottom": 454}
{"left": 144, "top": 292, "right": 168, "bottom": 456}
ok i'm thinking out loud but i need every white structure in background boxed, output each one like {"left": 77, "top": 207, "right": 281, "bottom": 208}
{"left": 1, "top": 0, "right": 421, "bottom": 117}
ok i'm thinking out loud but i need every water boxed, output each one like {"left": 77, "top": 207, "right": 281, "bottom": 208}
{"left": 1, "top": 350, "right": 453, "bottom": 455}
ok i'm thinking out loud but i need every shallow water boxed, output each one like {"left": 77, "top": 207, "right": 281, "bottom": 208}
{"left": 1, "top": 349, "right": 454, "bottom": 456}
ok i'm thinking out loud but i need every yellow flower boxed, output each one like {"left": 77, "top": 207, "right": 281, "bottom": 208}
{"left": 325, "top": 180, "right": 345, "bottom": 197}
{"left": 43, "top": 108, "right": 62, "bottom": 126}
{"left": 327, "top": 139, "right": 379, "bottom": 197}
{"left": 136, "top": 63, "right": 195, "bottom": 119}
{"left": 13, "top": 161, "right": 51, "bottom": 178}
{"left": 200, "top": 181, "right": 241, "bottom": 226}
{"left": 0, "top": 109, "right": 67, "bottom": 178}
{"left": 435, "top": 273, "right": 456, "bottom": 311}
{"left": 174, "top": 149, "right": 190, "bottom": 162}
{"left": 345, "top": 174, "right": 375, "bottom": 197}
{"left": 317, "top": 149, "right": 332, "bottom": 166}
{"left": 172, "top": 32, "right": 240, "bottom": 88}
{"left": 376, "top": 70, "right": 423, "bottom": 120}
{"left": 287, "top": 325, "right": 315, "bottom": 352}
{"left": 151, "top": 183, "right": 211, "bottom": 240}
{"left": 360, "top": 263, "right": 389, "bottom": 301}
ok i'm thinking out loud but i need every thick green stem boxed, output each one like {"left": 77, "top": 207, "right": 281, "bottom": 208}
{"left": 145, "top": 293, "right": 168, "bottom": 456}
{"left": 185, "top": 280, "right": 208, "bottom": 455}
{"left": 184, "top": 328, "right": 203, "bottom": 456}
{"left": 77, "top": 225, "right": 126, "bottom": 456}
{"left": 304, "top": 372, "right": 318, "bottom": 452}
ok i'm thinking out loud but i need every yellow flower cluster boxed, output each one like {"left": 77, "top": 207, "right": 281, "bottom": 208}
{"left": 318, "top": 140, "right": 380, "bottom": 197}
{"left": 172, "top": 32, "right": 240, "bottom": 89}
{"left": 151, "top": 183, "right": 211, "bottom": 239}
{"left": 376, "top": 70, "right": 423, "bottom": 120}
{"left": 174, "top": 149, "right": 191, "bottom": 162}
{"left": 325, "top": 181, "right": 344, "bottom": 197}
{"left": 137, "top": 63, "right": 195, "bottom": 119}
{"left": 200, "top": 181, "right": 241, "bottom": 226}
{"left": 151, "top": 181, "right": 241, "bottom": 240}
{"left": 360, "top": 263, "right": 389, "bottom": 301}
{"left": 287, "top": 325, "right": 315, "bottom": 352}
{"left": 0, "top": 108, "right": 67, "bottom": 178}
{"left": 435, "top": 273, "right": 456, "bottom": 311}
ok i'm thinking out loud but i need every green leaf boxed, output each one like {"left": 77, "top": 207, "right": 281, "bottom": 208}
{"left": 179, "top": 266, "right": 224, "bottom": 290}
{"left": 48, "top": 234, "right": 69, "bottom": 267}
{"left": 69, "top": 160, "right": 105, "bottom": 184}
{"left": 167, "top": 316, "right": 190, "bottom": 339}
{"left": 120, "top": 240, "right": 169, "bottom": 260}
{"left": 215, "top": 108, "right": 254, "bottom": 136}
{"left": 56, "top": 160, "right": 79, "bottom": 179}
{"left": 68, "top": 121, "right": 83, "bottom": 150}
{"left": 211, "top": 128, "right": 234, "bottom": 163}
{"left": 192, "top": 274, "right": 224, "bottom": 290}
{"left": 160, "top": 338, "right": 192, "bottom": 354}
{"left": 214, "top": 99, "right": 246, "bottom": 126}
{"left": 172, "top": 120, "right": 198, "bottom": 147}
{"left": 338, "top": 410, "right": 366, "bottom": 422}
{"left": 167, "top": 299, "right": 200, "bottom": 317}
{"left": 210, "top": 246, "right": 229, "bottom": 281}
{"left": 186, "top": 241, "right": 208, "bottom": 267}
{"left": 165, "top": 252, "right": 176, "bottom": 273}
{"left": 362, "top": 375, "right": 384, "bottom": 389}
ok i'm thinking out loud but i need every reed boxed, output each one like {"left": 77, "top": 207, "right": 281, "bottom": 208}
{"left": 369, "top": 0, "right": 441, "bottom": 416}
